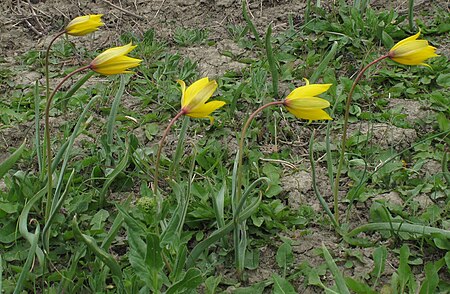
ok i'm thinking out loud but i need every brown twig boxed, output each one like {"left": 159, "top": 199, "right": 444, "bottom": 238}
{"left": 153, "top": 0, "right": 166, "bottom": 19}
{"left": 27, "top": 0, "right": 45, "bottom": 32}
{"left": 100, "top": 0, "right": 145, "bottom": 20}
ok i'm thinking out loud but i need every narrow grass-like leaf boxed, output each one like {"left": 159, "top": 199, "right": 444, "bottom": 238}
{"left": 101, "top": 210, "right": 125, "bottom": 250}
{"left": 13, "top": 224, "right": 40, "bottom": 294}
{"left": 305, "top": 0, "right": 311, "bottom": 23}
{"left": 42, "top": 169, "right": 75, "bottom": 252}
{"left": 265, "top": 24, "right": 278, "bottom": 98}
{"left": 58, "top": 247, "right": 85, "bottom": 292}
{"left": 169, "top": 116, "right": 190, "bottom": 181}
{"left": 309, "top": 41, "right": 338, "bottom": 84}
{"left": 71, "top": 216, "right": 123, "bottom": 280}
{"left": 0, "top": 254, "right": 2, "bottom": 293}
{"left": 166, "top": 268, "right": 203, "bottom": 294}
{"left": 0, "top": 139, "right": 26, "bottom": 179}
{"left": 170, "top": 245, "right": 187, "bottom": 282}
{"left": 408, "top": 0, "right": 414, "bottom": 31}
{"left": 44, "top": 96, "right": 98, "bottom": 253}
{"left": 52, "top": 96, "right": 98, "bottom": 208}
{"left": 442, "top": 151, "right": 450, "bottom": 186}
{"left": 60, "top": 71, "right": 95, "bottom": 111}
{"left": 309, "top": 133, "right": 339, "bottom": 229}
{"left": 186, "top": 195, "right": 261, "bottom": 267}
{"left": 18, "top": 188, "right": 45, "bottom": 265}
{"left": 272, "top": 274, "right": 296, "bottom": 294}
{"left": 322, "top": 243, "right": 350, "bottom": 294}
{"left": 242, "top": 0, "right": 263, "bottom": 48}
{"left": 347, "top": 222, "right": 450, "bottom": 239}
{"left": 213, "top": 181, "right": 226, "bottom": 229}
{"left": 106, "top": 75, "right": 127, "bottom": 166}
{"left": 235, "top": 177, "right": 269, "bottom": 218}
{"left": 34, "top": 81, "right": 42, "bottom": 175}
{"left": 99, "top": 142, "right": 131, "bottom": 207}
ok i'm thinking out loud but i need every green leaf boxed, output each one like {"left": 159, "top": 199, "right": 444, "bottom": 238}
{"left": 419, "top": 262, "right": 439, "bottom": 294}
{"left": 71, "top": 217, "right": 123, "bottom": 280}
{"left": 322, "top": 244, "right": 351, "bottom": 294}
{"left": 436, "top": 112, "right": 449, "bottom": 132}
{"left": 204, "top": 275, "right": 221, "bottom": 294}
{"left": 272, "top": 274, "right": 296, "bottom": 294}
{"left": 90, "top": 209, "right": 109, "bottom": 231}
{"left": 0, "top": 139, "right": 26, "bottom": 179}
{"left": 166, "top": 268, "right": 203, "bottom": 294}
{"left": 345, "top": 277, "right": 377, "bottom": 294}
{"left": 436, "top": 73, "right": 450, "bottom": 87}
{"left": 371, "top": 246, "right": 387, "bottom": 286}
{"left": 276, "top": 242, "right": 293, "bottom": 271}
{"left": 145, "top": 233, "right": 164, "bottom": 272}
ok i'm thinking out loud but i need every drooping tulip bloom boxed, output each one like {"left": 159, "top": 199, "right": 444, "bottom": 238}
{"left": 65, "top": 14, "right": 104, "bottom": 36}
{"left": 388, "top": 31, "right": 439, "bottom": 66}
{"left": 178, "top": 77, "right": 226, "bottom": 122}
{"left": 283, "top": 79, "right": 332, "bottom": 120}
{"left": 89, "top": 43, "right": 142, "bottom": 75}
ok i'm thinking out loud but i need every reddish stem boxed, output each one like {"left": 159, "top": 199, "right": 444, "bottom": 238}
{"left": 153, "top": 110, "right": 186, "bottom": 194}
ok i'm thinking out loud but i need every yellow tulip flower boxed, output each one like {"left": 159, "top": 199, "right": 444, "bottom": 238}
{"left": 283, "top": 79, "right": 332, "bottom": 120}
{"left": 89, "top": 43, "right": 142, "bottom": 75}
{"left": 388, "top": 31, "right": 438, "bottom": 66}
{"left": 65, "top": 14, "right": 104, "bottom": 36}
{"left": 178, "top": 77, "right": 226, "bottom": 122}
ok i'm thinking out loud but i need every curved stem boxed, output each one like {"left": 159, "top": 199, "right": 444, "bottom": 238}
{"left": 44, "top": 65, "right": 90, "bottom": 222}
{"left": 236, "top": 101, "right": 284, "bottom": 206}
{"left": 45, "top": 31, "right": 66, "bottom": 102}
{"left": 233, "top": 100, "right": 283, "bottom": 276}
{"left": 153, "top": 110, "right": 185, "bottom": 194}
{"left": 333, "top": 54, "right": 389, "bottom": 224}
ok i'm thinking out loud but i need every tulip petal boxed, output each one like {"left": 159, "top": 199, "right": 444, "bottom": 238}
{"left": 92, "top": 43, "right": 136, "bottom": 66}
{"left": 65, "top": 14, "right": 104, "bottom": 36}
{"left": 186, "top": 101, "right": 226, "bottom": 118}
{"left": 286, "top": 84, "right": 332, "bottom": 101}
{"left": 286, "top": 107, "right": 332, "bottom": 120}
{"left": 184, "top": 78, "right": 210, "bottom": 105}
{"left": 286, "top": 97, "right": 330, "bottom": 109}
{"left": 390, "top": 31, "right": 421, "bottom": 52}
{"left": 178, "top": 80, "right": 187, "bottom": 107}
{"left": 90, "top": 43, "right": 142, "bottom": 75}
{"left": 185, "top": 80, "right": 218, "bottom": 111}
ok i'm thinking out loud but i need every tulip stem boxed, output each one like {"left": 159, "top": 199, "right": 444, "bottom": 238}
{"left": 333, "top": 54, "right": 389, "bottom": 224}
{"left": 44, "top": 65, "right": 90, "bottom": 223}
{"left": 45, "top": 31, "right": 66, "bottom": 108}
{"left": 236, "top": 101, "right": 284, "bottom": 201}
{"left": 153, "top": 110, "right": 186, "bottom": 194}
{"left": 234, "top": 100, "right": 283, "bottom": 275}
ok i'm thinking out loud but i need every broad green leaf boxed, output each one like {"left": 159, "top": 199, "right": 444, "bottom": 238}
{"left": 371, "top": 246, "right": 387, "bottom": 286}
{"left": 204, "top": 275, "right": 221, "bottom": 294}
{"left": 276, "top": 242, "right": 293, "bottom": 272}
{"left": 436, "top": 73, "right": 450, "bottom": 87}
{"left": 166, "top": 268, "right": 202, "bottom": 294}
{"left": 273, "top": 274, "right": 296, "bottom": 294}
{"left": 419, "top": 262, "right": 439, "bottom": 294}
